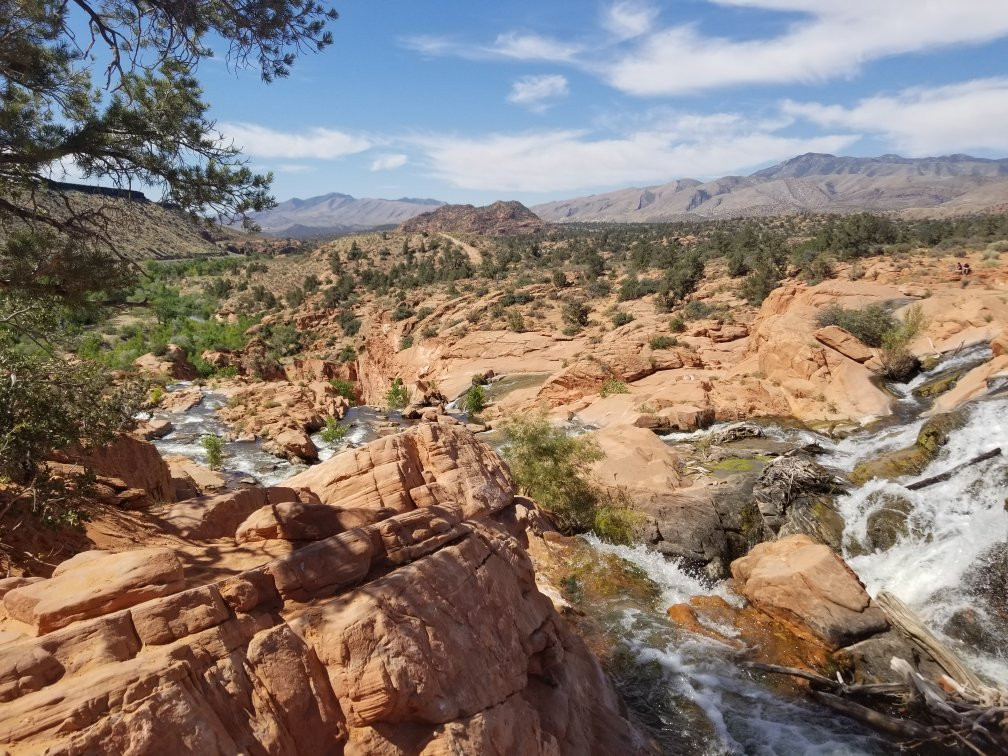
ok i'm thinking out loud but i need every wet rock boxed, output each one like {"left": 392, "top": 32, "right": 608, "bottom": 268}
{"left": 912, "top": 372, "right": 961, "bottom": 399}
{"left": 777, "top": 496, "right": 846, "bottom": 552}
{"left": 863, "top": 492, "right": 915, "bottom": 552}
{"left": 267, "top": 428, "right": 319, "bottom": 463}
{"left": 849, "top": 408, "right": 969, "bottom": 485}
{"left": 159, "top": 387, "right": 204, "bottom": 413}
{"left": 731, "top": 534, "right": 889, "bottom": 650}
{"left": 752, "top": 454, "right": 843, "bottom": 533}
{"left": 133, "top": 418, "right": 173, "bottom": 440}
{"left": 943, "top": 607, "right": 1008, "bottom": 658}
{"left": 707, "top": 422, "right": 765, "bottom": 445}
{"left": 2, "top": 548, "right": 185, "bottom": 634}
{"left": 880, "top": 351, "right": 921, "bottom": 383}
{"left": 165, "top": 456, "right": 227, "bottom": 497}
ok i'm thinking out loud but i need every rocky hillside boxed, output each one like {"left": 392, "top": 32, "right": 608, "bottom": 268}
{"left": 533, "top": 153, "right": 1008, "bottom": 222}
{"left": 400, "top": 200, "right": 546, "bottom": 236}
{"left": 251, "top": 192, "right": 445, "bottom": 237}
{"left": 2, "top": 184, "right": 288, "bottom": 259}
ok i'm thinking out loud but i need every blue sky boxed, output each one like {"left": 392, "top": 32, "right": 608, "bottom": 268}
{"left": 198, "top": 1, "right": 1008, "bottom": 204}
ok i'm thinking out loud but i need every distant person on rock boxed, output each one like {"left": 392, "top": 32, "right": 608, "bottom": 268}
{"left": 963, "top": 263, "right": 972, "bottom": 276}
{"left": 956, "top": 261, "right": 963, "bottom": 273}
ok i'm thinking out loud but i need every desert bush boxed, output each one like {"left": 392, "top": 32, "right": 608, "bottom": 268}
{"left": 338, "top": 311, "right": 361, "bottom": 336}
{"left": 319, "top": 417, "right": 349, "bottom": 444}
{"left": 385, "top": 378, "right": 408, "bottom": 410}
{"left": 501, "top": 414, "right": 635, "bottom": 544}
{"left": 611, "top": 310, "right": 634, "bottom": 327}
{"left": 740, "top": 265, "right": 779, "bottom": 306}
{"left": 201, "top": 434, "right": 224, "bottom": 471}
{"left": 879, "top": 304, "right": 927, "bottom": 380}
{"left": 462, "top": 384, "right": 486, "bottom": 416}
{"left": 421, "top": 324, "right": 439, "bottom": 339}
{"left": 988, "top": 240, "right": 1008, "bottom": 253}
{"left": 816, "top": 304, "right": 896, "bottom": 347}
{"left": 507, "top": 310, "right": 526, "bottom": 333}
{"left": 398, "top": 335, "right": 413, "bottom": 351}
{"left": 649, "top": 335, "right": 678, "bottom": 350}
{"left": 599, "top": 378, "right": 629, "bottom": 397}
{"left": 336, "top": 345, "right": 357, "bottom": 363}
{"left": 329, "top": 378, "right": 355, "bottom": 401}
{"left": 668, "top": 316, "right": 686, "bottom": 333}
{"left": 562, "top": 299, "right": 590, "bottom": 329}
{"left": 682, "top": 300, "right": 712, "bottom": 320}
{"left": 801, "top": 255, "right": 835, "bottom": 285}
{"left": 552, "top": 269, "right": 568, "bottom": 288}
{"left": 285, "top": 287, "right": 305, "bottom": 308}
{"left": 391, "top": 301, "right": 415, "bottom": 321}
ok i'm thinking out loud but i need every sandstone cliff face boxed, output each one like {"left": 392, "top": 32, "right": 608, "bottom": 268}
{"left": 0, "top": 421, "right": 648, "bottom": 755}
{"left": 400, "top": 201, "right": 545, "bottom": 236}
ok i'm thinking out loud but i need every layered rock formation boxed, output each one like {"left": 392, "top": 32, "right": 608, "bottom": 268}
{"left": 0, "top": 421, "right": 649, "bottom": 754}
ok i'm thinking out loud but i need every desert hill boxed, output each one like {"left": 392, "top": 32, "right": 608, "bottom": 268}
{"left": 250, "top": 192, "right": 445, "bottom": 237}
{"left": 533, "top": 153, "right": 1008, "bottom": 222}
{"left": 400, "top": 200, "right": 546, "bottom": 236}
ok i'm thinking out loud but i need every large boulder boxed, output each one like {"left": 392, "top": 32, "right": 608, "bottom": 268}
{"left": 731, "top": 534, "right": 889, "bottom": 649}
{"left": 283, "top": 419, "right": 514, "bottom": 518}
{"left": 133, "top": 344, "right": 197, "bottom": 380}
{"left": 266, "top": 428, "right": 319, "bottom": 462}
{"left": 2, "top": 548, "right": 184, "bottom": 634}
{"left": 54, "top": 433, "right": 174, "bottom": 506}
{"left": 159, "top": 486, "right": 300, "bottom": 540}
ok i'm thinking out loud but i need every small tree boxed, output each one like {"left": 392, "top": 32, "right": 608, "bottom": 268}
{"left": 385, "top": 378, "right": 408, "bottom": 411}
{"left": 319, "top": 417, "right": 349, "bottom": 444}
{"left": 462, "top": 385, "right": 486, "bottom": 416}
{"left": 201, "top": 435, "right": 225, "bottom": 471}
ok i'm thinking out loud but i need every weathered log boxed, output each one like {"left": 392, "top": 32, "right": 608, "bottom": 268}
{"left": 905, "top": 448, "right": 1001, "bottom": 491}
{"left": 808, "top": 690, "right": 933, "bottom": 739}
{"left": 876, "top": 591, "right": 986, "bottom": 692}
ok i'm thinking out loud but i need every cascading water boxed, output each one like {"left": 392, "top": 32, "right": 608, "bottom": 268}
{"left": 574, "top": 349, "right": 1008, "bottom": 752}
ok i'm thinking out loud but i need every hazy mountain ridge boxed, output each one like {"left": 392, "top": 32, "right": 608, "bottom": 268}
{"left": 252, "top": 192, "right": 445, "bottom": 237}
{"left": 532, "top": 153, "right": 1008, "bottom": 222}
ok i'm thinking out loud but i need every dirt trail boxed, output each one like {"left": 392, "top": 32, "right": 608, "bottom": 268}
{"left": 439, "top": 232, "right": 482, "bottom": 265}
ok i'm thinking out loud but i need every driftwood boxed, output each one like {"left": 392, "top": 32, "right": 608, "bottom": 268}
{"left": 744, "top": 595, "right": 1008, "bottom": 753}
{"left": 905, "top": 448, "right": 1002, "bottom": 491}
{"left": 876, "top": 591, "right": 986, "bottom": 692}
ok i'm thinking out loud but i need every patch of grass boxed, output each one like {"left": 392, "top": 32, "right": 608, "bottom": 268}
{"left": 319, "top": 417, "right": 349, "bottom": 444}
{"left": 649, "top": 334, "right": 678, "bottom": 350}
{"left": 599, "top": 378, "right": 629, "bottom": 397}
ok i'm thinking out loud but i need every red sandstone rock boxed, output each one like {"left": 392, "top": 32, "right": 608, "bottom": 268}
{"left": 731, "top": 534, "right": 889, "bottom": 649}
{"left": 3, "top": 548, "right": 185, "bottom": 635}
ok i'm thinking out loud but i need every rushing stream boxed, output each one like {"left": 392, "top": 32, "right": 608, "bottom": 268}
{"left": 572, "top": 346, "right": 1008, "bottom": 753}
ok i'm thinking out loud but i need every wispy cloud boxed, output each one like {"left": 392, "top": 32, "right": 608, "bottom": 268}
{"left": 605, "top": 1, "right": 1008, "bottom": 96}
{"left": 403, "top": 2, "right": 1008, "bottom": 98}
{"left": 603, "top": 1, "right": 658, "bottom": 41}
{"left": 411, "top": 115, "right": 856, "bottom": 192}
{"left": 220, "top": 123, "right": 373, "bottom": 160}
{"left": 273, "top": 163, "right": 316, "bottom": 173}
{"left": 370, "top": 153, "right": 408, "bottom": 171}
{"left": 784, "top": 77, "right": 1008, "bottom": 155}
{"left": 507, "top": 74, "right": 569, "bottom": 111}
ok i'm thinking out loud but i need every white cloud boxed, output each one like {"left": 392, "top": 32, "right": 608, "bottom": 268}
{"left": 273, "top": 163, "right": 315, "bottom": 173}
{"left": 489, "top": 32, "right": 582, "bottom": 61}
{"left": 220, "top": 123, "right": 372, "bottom": 160}
{"left": 605, "top": 1, "right": 1008, "bottom": 96}
{"left": 603, "top": 1, "right": 658, "bottom": 40}
{"left": 412, "top": 116, "right": 856, "bottom": 193}
{"left": 370, "top": 153, "right": 408, "bottom": 171}
{"left": 784, "top": 77, "right": 1008, "bottom": 155}
{"left": 507, "top": 75, "right": 569, "bottom": 111}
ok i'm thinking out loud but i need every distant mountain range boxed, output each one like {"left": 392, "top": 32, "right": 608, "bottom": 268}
{"left": 260, "top": 154, "right": 1008, "bottom": 237}
{"left": 251, "top": 193, "right": 445, "bottom": 237}
{"left": 531, "top": 153, "right": 1008, "bottom": 223}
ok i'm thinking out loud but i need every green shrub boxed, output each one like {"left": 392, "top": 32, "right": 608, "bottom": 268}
{"left": 386, "top": 377, "right": 408, "bottom": 410}
{"left": 816, "top": 304, "right": 896, "bottom": 347}
{"left": 337, "top": 345, "right": 357, "bottom": 363}
{"left": 462, "top": 384, "right": 486, "bottom": 416}
{"left": 801, "top": 254, "right": 835, "bottom": 285}
{"left": 399, "top": 335, "right": 414, "bottom": 351}
{"left": 682, "top": 300, "right": 712, "bottom": 320}
{"left": 421, "top": 324, "right": 439, "bottom": 339}
{"left": 149, "top": 385, "right": 165, "bottom": 405}
{"left": 668, "top": 316, "right": 686, "bottom": 333}
{"left": 879, "top": 304, "right": 927, "bottom": 380}
{"left": 740, "top": 265, "right": 779, "bottom": 306}
{"left": 501, "top": 415, "right": 634, "bottom": 544}
{"left": 562, "top": 299, "right": 590, "bottom": 329}
{"left": 599, "top": 378, "right": 629, "bottom": 397}
{"left": 319, "top": 417, "right": 349, "bottom": 444}
{"left": 507, "top": 310, "right": 526, "bottom": 333}
{"left": 552, "top": 269, "right": 568, "bottom": 288}
{"left": 330, "top": 378, "right": 355, "bottom": 401}
{"left": 201, "top": 434, "right": 224, "bottom": 471}
{"left": 391, "top": 302, "right": 415, "bottom": 321}
{"left": 611, "top": 310, "right": 634, "bottom": 327}
{"left": 649, "top": 335, "right": 678, "bottom": 350}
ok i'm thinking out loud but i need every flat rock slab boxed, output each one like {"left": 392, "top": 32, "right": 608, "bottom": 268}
{"left": 3, "top": 548, "right": 185, "bottom": 635}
